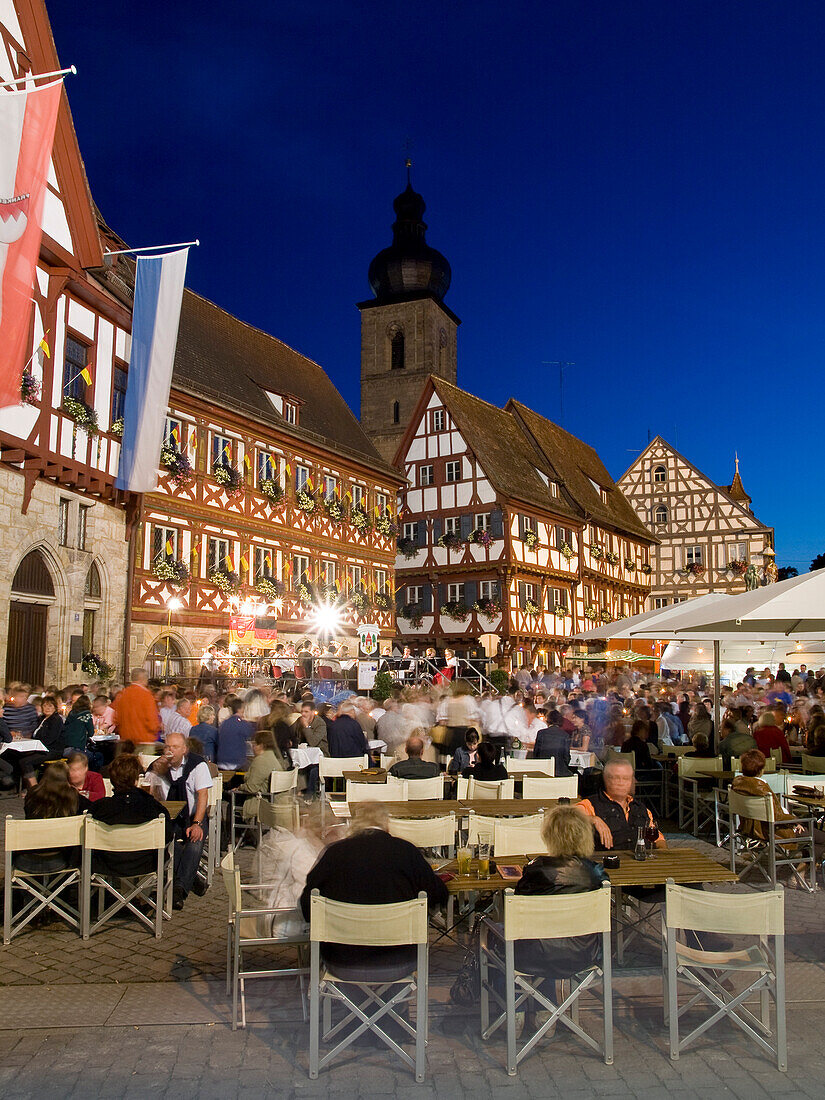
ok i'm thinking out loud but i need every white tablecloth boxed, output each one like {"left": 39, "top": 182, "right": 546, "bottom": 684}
{"left": 91, "top": 733, "right": 119, "bottom": 742}
{"left": 0, "top": 739, "right": 46, "bottom": 753}
{"left": 291, "top": 745, "right": 323, "bottom": 769}
{"left": 368, "top": 739, "right": 387, "bottom": 751}
{"left": 570, "top": 750, "right": 597, "bottom": 770}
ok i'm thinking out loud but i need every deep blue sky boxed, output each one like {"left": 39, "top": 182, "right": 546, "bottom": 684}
{"left": 51, "top": 1, "right": 825, "bottom": 569}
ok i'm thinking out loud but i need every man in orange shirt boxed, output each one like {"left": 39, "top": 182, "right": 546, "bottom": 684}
{"left": 113, "top": 668, "right": 162, "bottom": 745}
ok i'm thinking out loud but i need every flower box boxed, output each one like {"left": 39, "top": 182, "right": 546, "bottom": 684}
{"left": 260, "top": 477, "right": 284, "bottom": 506}
{"left": 523, "top": 599, "right": 542, "bottom": 616}
{"left": 350, "top": 507, "right": 371, "bottom": 533}
{"left": 295, "top": 488, "right": 317, "bottom": 514}
{"left": 63, "top": 396, "right": 99, "bottom": 435}
{"left": 396, "top": 536, "right": 417, "bottom": 560}
{"left": 210, "top": 567, "right": 239, "bottom": 594}
{"left": 375, "top": 513, "right": 398, "bottom": 538}
{"left": 160, "top": 443, "right": 193, "bottom": 488}
{"left": 213, "top": 462, "right": 242, "bottom": 495}
{"left": 152, "top": 557, "right": 189, "bottom": 589}
{"left": 81, "top": 652, "right": 114, "bottom": 680}
{"left": 440, "top": 600, "right": 469, "bottom": 622}
{"left": 255, "top": 576, "right": 284, "bottom": 602}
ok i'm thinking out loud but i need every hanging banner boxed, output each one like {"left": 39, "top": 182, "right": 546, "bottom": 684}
{"left": 115, "top": 247, "right": 189, "bottom": 491}
{"left": 229, "top": 614, "right": 278, "bottom": 652}
{"left": 0, "top": 77, "right": 62, "bottom": 408}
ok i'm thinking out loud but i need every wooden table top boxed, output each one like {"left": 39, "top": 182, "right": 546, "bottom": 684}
{"left": 697, "top": 770, "right": 737, "bottom": 782}
{"left": 459, "top": 798, "right": 576, "bottom": 816}
{"left": 342, "top": 770, "right": 388, "bottom": 783}
{"left": 161, "top": 800, "right": 186, "bottom": 820}
{"left": 349, "top": 800, "right": 464, "bottom": 819}
{"left": 443, "top": 846, "right": 738, "bottom": 894}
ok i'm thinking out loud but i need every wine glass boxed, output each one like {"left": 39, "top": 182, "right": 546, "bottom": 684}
{"left": 644, "top": 822, "right": 659, "bottom": 852}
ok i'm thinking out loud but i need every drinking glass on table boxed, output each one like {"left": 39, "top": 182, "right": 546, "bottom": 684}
{"left": 456, "top": 843, "right": 472, "bottom": 877}
{"left": 644, "top": 821, "right": 659, "bottom": 852}
{"left": 477, "top": 841, "right": 491, "bottom": 879}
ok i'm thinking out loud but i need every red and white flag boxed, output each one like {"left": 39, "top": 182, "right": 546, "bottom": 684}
{"left": 0, "top": 78, "right": 62, "bottom": 408}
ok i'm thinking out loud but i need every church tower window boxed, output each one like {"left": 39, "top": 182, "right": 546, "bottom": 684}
{"left": 391, "top": 330, "right": 405, "bottom": 370}
{"left": 392, "top": 401, "right": 400, "bottom": 424}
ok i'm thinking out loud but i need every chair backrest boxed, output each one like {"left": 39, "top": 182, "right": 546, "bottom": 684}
{"left": 5, "top": 813, "right": 86, "bottom": 853}
{"left": 605, "top": 748, "right": 635, "bottom": 770}
{"left": 380, "top": 754, "right": 395, "bottom": 770}
{"left": 665, "top": 880, "right": 783, "bottom": 936}
{"left": 138, "top": 750, "right": 161, "bottom": 770}
{"left": 493, "top": 817, "right": 546, "bottom": 856}
{"left": 739, "top": 755, "right": 775, "bottom": 774}
{"left": 208, "top": 772, "right": 223, "bottom": 806}
{"left": 309, "top": 889, "right": 428, "bottom": 946}
{"left": 84, "top": 815, "right": 167, "bottom": 853}
{"left": 467, "top": 811, "right": 501, "bottom": 845}
{"left": 785, "top": 773, "right": 825, "bottom": 797}
{"left": 467, "top": 777, "right": 514, "bottom": 800}
{"left": 388, "top": 813, "right": 456, "bottom": 848}
{"left": 503, "top": 882, "right": 611, "bottom": 941}
{"left": 318, "top": 665, "right": 334, "bottom": 680}
{"left": 102, "top": 778, "right": 113, "bottom": 797}
{"left": 319, "top": 755, "right": 369, "bottom": 779}
{"left": 386, "top": 774, "right": 410, "bottom": 796}
{"left": 505, "top": 758, "right": 554, "bottom": 777}
{"left": 521, "top": 775, "right": 578, "bottom": 800}
{"left": 760, "top": 772, "right": 786, "bottom": 795}
{"left": 678, "top": 755, "right": 723, "bottom": 779}
{"left": 802, "top": 753, "right": 825, "bottom": 775}
{"left": 659, "top": 745, "right": 692, "bottom": 758}
{"left": 346, "top": 779, "right": 408, "bottom": 803}
{"left": 769, "top": 748, "right": 783, "bottom": 767}
{"left": 220, "top": 850, "right": 241, "bottom": 914}
{"left": 455, "top": 776, "right": 468, "bottom": 799}
{"left": 728, "top": 787, "right": 776, "bottom": 824}
{"left": 404, "top": 775, "right": 445, "bottom": 801}
{"left": 270, "top": 768, "right": 299, "bottom": 794}
{"left": 257, "top": 795, "right": 300, "bottom": 831}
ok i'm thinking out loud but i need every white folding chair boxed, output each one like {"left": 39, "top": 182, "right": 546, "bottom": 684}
{"left": 3, "top": 815, "right": 85, "bottom": 943}
{"left": 493, "top": 817, "right": 546, "bottom": 857}
{"left": 801, "top": 753, "right": 825, "bottom": 775}
{"left": 221, "top": 851, "right": 309, "bottom": 1030}
{"left": 505, "top": 759, "right": 554, "bottom": 777}
{"left": 346, "top": 779, "right": 408, "bottom": 803}
{"left": 522, "top": 775, "right": 578, "bottom": 800}
{"left": 319, "top": 755, "right": 369, "bottom": 799}
{"left": 467, "top": 811, "right": 502, "bottom": 845}
{"left": 308, "top": 890, "right": 430, "bottom": 1082}
{"left": 479, "top": 884, "right": 613, "bottom": 1074}
{"left": 380, "top": 754, "right": 395, "bottom": 770}
{"left": 102, "top": 778, "right": 113, "bottom": 797}
{"left": 455, "top": 776, "right": 469, "bottom": 799}
{"left": 200, "top": 772, "right": 222, "bottom": 883}
{"left": 663, "top": 881, "right": 786, "bottom": 1071}
{"left": 404, "top": 775, "right": 445, "bottom": 801}
{"left": 388, "top": 813, "right": 456, "bottom": 854}
{"left": 467, "top": 777, "right": 514, "bottom": 800}
{"left": 725, "top": 788, "right": 815, "bottom": 892}
{"left": 256, "top": 794, "right": 301, "bottom": 839}
{"left": 270, "top": 769, "right": 300, "bottom": 796}
{"left": 82, "top": 816, "right": 173, "bottom": 938}
{"left": 677, "top": 756, "right": 723, "bottom": 835}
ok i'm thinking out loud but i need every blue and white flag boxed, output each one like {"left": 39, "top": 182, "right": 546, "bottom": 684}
{"left": 116, "top": 247, "right": 189, "bottom": 492}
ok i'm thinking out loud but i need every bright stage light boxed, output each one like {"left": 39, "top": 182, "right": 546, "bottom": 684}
{"left": 311, "top": 601, "right": 342, "bottom": 635}
{"left": 166, "top": 596, "right": 183, "bottom": 612}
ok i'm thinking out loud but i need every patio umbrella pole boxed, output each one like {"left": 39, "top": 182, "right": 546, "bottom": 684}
{"left": 713, "top": 639, "right": 721, "bottom": 750}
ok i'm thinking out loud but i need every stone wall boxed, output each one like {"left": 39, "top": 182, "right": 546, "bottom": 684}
{"left": 0, "top": 468, "right": 129, "bottom": 686}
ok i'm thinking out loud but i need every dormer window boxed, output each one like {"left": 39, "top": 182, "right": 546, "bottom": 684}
{"left": 264, "top": 391, "right": 300, "bottom": 425}
{"left": 283, "top": 401, "right": 297, "bottom": 425}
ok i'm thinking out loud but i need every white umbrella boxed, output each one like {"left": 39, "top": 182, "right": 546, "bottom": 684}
{"left": 660, "top": 638, "right": 817, "bottom": 671}
{"left": 572, "top": 592, "right": 728, "bottom": 642}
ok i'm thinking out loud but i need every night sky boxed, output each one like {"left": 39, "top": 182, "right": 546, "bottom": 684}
{"left": 49, "top": 1, "right": 825, "bottom": 570}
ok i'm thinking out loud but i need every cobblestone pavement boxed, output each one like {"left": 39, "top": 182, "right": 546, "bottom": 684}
{"left": 2, "top": 793, "right": 825, "bottom": 1097}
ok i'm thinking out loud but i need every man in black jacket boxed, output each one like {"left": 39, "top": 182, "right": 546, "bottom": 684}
{"left": 90, "top": 753, "right": 172, "bottom": 876}
{"left": 533, "top": 711, "right": 573, "bottom": 776}
{"left": 300, "top": 802, "right": 448, "bottom": 977}
{"left": 328, "top": 702, "right": 369, "bottom": 758}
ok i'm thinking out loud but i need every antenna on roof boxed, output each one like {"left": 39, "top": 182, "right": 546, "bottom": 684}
{"left": 542, "top": 361, "right": 575, "bottom": 428}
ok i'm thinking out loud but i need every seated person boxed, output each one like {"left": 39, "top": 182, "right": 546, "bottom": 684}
{"left": 300, "top": 801, "right": 448, "bottom": 977}
{"left": 448, "top": 728, "right": 479, "bottom": 775}
{"left": 216, "top": 699, "right": 255, "bottom": 772}
{"left": 462, "top": 739, "right": 508, "bottom": 781}
{"left": 66, "top": 751, "right": 106, "bottom": 802}
{"left": 229, "top": 729, "right": 283, "bottom": 821}
{"left": 256, "top": 803, "right": 326, "bottom": 939}
{"left": 33, "top": 694, "right": 66, "bottom": 760}
{"left": 90, "top": 753, "right": 172, "bottom": 876}
{"left": 533, "top": 711, "right": 573, "bottom": 776}
{"left": 328, "top": 702, "right": 369, "bottom": 758}
{"left": 753, "top": 711, "right": 792, "bottom": 764}
{"left": 621, "top": 719, "right": 657, "bottom": 770}
{"left": 684, "top": 732, "right": 716, "bottom": 758}
{"left": 494, "top": 806, "right": 609, "bottom": 1022}
{"left": 731, "top": 749, "right": 803, "bottom": 843}
{"left": 577, "top": 758, "right": 665, "bottom": 853}
{"left": 389, "top": 734, "right": 440, "bottom": 780}
{"left": 189, "top": 704, "right": 219, "bottom": 762}
{"left": 719, "top": 717, "right": 757, "bottom": 765}
{"left": 20, "top": 762, "right": 88, "bottom": 873}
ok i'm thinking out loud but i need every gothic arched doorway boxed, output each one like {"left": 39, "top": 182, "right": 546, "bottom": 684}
{"left": 8, "top": 549, "right": 55, "bottom": 686}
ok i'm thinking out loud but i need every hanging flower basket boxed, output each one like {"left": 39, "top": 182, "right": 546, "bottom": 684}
{"left": 63, "top": 396, "right": 99, "bottom": 435}
{"left": 605, "top": 551, "right": 619, "bottom": 565}
{"left": 472, "top": 599, "right": 501, "bottom": 621}
{"left": 600, "top": 610, "right": 613, "bottom": 623}
{"left": 209, "top": 567, "right": 239, "bottom": 594}
{"left": 640, "top": 563, "right": 653, "bottom": 575}
{"left": 396, "top": 536, "right": 417, "bottom": 560}
{"left": 20, "top": 372, "right": 41, "bottom": 406}
{"left": 523, "top": 529, "right": 540, "bottom": 551}
{"left": 399, "top": 604, "right": 424, "bottom": 629}
{"left": 152, "top": 558, "right": 190, "bottom": 589}
{"left": 350, "top": 507, "right": 371, "bottom": 534}
{"left": 624, "top": 558, "right": 636, "bottom": 572}
{"left": 686, "top": 562, "right": 705, "bottom": 578}
{"left": 81, "top": 652, "right": 114, "bottom": 680}
{"left": 553, "top": 604, "right": 569, "bottom": 617}
{"left": 560, "top": 542, "right": 574, "bottom": 560}
{"left": 437, "top": 531, "right": 463, "bottom": 550}
{"left": 110, "top": 417, "right": 124, "bottom": 438}
{"left": 159, "top": 443, "right": 193, "bottom": 487}
{"left": 584, "top": 605, "right": 599, "bottom": 621}
{"left": 523, "top": 599, "right": 542, "bottom": 616}
{"left": 255, "top": 576, "right": 284, "bottom": 602}
{"left": 375, "top": 513, "right": 398, "bottom": 538}
{"left": 213, "top": 461, "right": 242, "bottom": 495}
{"left": 323, "top": 495, "right": 345, "bottom": 522}
{"left": 350, "top": 590, "right": 370, "bottom": 614}
{"left": 590, "top": 545, "right": 604, "bottom": 560}
{"left": 295, "top": 581, "right": 313, "bottom": 604}
{"left": 470, "top": 527, "right": 492, "bottom": 548}
{"left": 728, "top": 559, "right": 748, "bottom": 576}
{"left": 295, "top": 488, "right": 317, "bottom": 514}
{"left": 260, "top": 477, "right": 284, "bottom": 507}
{"left": 440, "top": 600, "right": 469, "bottom": 622}
{"left": 373, "top": 592, "right": 392, "bottom": 612}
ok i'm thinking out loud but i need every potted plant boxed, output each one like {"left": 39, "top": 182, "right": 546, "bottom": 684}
{"left": 600, "top": 609, "right": 612, "bottom": 623}
{"left": 553, "top": 603, "right": 569, "bottom": 617}
{"left": 110, "top": 417, "right": 124, "bottom": 438}
{"left": 437, "top": 531, "right": 463, "bottom": 551}
{"left": 295, "top": 487, "right": 317, "bottom": 514}
{"left": 374, "top": 513, "right": 397, "bottom": 538}
{"left": 350, "top": 589, "right": 370, "bottom": 614}
{"left": 590, "top": 545, "right": 604, "bottom": 560}
{"left": 605, "top": 551, "right": 619, "bottom": 565}
{"left": 440, "top": 600, "right": 469, "bottom": 622}
{"left": 640, "top": 563, "right": 653, "bottom": 575}
{"left": 152, "top": 557, "right": 190, "bottom": 589}
{"left": 523, "top": 598, "right": 542, "bottom": 616}
{"left": 159, "top": 442, "right": 194, "bottom": 488}
{"left": 213, "top": 461, "right": 242, "bottom": 495}
{"left": 209, "top": 566, "right": 239, "bottom": 594}
{"left": 470, "top": 527, "right": 493, "bottom": 548}
{"left": 255, "top": 576, "right": 284, "bottom": 602}
{"left": 396, "top": 536, "right": 417, "bottom": 560}
{"left": 63, "top": 396, "right": 99, "bottom": 435}
{"left": 560, "top": 541, "right": 574, "bottom": 560}
{"left": 323, "top": 494, "right": 345, "bottom": 522}
{"left": 373, "top": 592, "right": 392, "bottom": 612}
{"left": 472, "top": 599, "right": 501, "bottom": 621}
{"left": 584, "top": 605, "right": 599, "bottom": 621}
{"left": 350, "top": 506, "right": 371, "bottom": 534}
{"left": 260, "top": 477, "right": 284, "bottom": 506}
{"left": 624, "top": 558, "right": 636, "bottom": 571}
{"left": 20, "top": 372, "right": 41, "bottom": 406}
{"left": 398, "top": 603, "right": 424, "bottom": 628}
{"left": 523, "top": 529, "right": 540, "bottom": 551}
{"left": 81, "top": 651, "right": 114, "bottom": 680}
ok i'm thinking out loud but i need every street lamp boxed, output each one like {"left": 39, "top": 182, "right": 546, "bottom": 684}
{"left": 164, "top": 596, "right": 183, "bottom": 681}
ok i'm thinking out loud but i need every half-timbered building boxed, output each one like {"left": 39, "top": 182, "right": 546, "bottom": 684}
{"left": 0, "top": 0, "right": 135, "bottom": 686}
{"left": 393, "top": 377, "right": 655, "bottom": 665}
{"left": 130, "top": 290, "right": 404, "bottom": 677}
{"left": 617, "top": 437, "right": 774, "bottom": 609}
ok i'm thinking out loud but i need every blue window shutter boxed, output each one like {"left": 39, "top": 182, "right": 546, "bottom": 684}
{"left": 460, "top": 514, "right": 472, "bottom": 540}
{"left": 414, "top": 521, "right": 426, "bottom": 547}
{"left": 422, "top": 583, "right": 433, "bottom": 611}
{"left": 518, "top": 581, "right": 526, "bottom": 608}
{"left": 491, "top": 508, "right": 504, "bottom": 538}
{"left": 432, "top": 517, "right": 442, "bottom": 544}
{"left": 465, "top": 580, "right": 477, "bottom": 605}
{"left": 518, "top": 514, "right": 525, "bottom": 540}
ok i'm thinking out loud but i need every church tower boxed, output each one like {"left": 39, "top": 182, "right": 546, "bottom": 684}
{"left": 359, "top": 166, "right": 459, "bottom": 464}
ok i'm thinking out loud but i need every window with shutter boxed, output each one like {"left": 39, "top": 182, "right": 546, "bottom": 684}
{"left": 432, "top": 518, "right": 442, "bottom": 544}
{"left": 490, "top": 509, "right": 504, "bottom": 538}
{"left": 464, "top": 580, "right": 477, "bottom": 606}
{"left": 421, "top": 584, "right": 433, "bottom": 611}
{"left": 460, "top": 514, "right": 473, "bottom": 540}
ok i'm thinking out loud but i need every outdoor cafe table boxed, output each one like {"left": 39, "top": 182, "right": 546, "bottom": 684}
{"left": 348, "top": 798, "right": 572, "bottom": 820}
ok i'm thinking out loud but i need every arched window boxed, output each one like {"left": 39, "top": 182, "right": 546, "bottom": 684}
{"left": 84, "top": 562, "right": 101, "bottom": 598}
{"left": 11, "top": 549, "right": 55, "bottom": 597}
{"left": 653, "top": 465, "right": 667, "bottom": 483}
{"left": 147, "top": 636, "right": 185, "bottom": 681}
{"left": 392, "top": 400, "right": 400, "bottom": 424}
{"left": 654, "top": 505, "right": 668, "bottom": 524}
{"left": 391, "top": 330, "right": 405, "bottom": 370}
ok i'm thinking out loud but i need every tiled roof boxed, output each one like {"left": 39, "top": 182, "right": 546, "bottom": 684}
{"left": 508, "top": 400, "right": 654, "bottom": 542}
{"left": 173, "top": 290, "right": 396, "bottom": 475}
